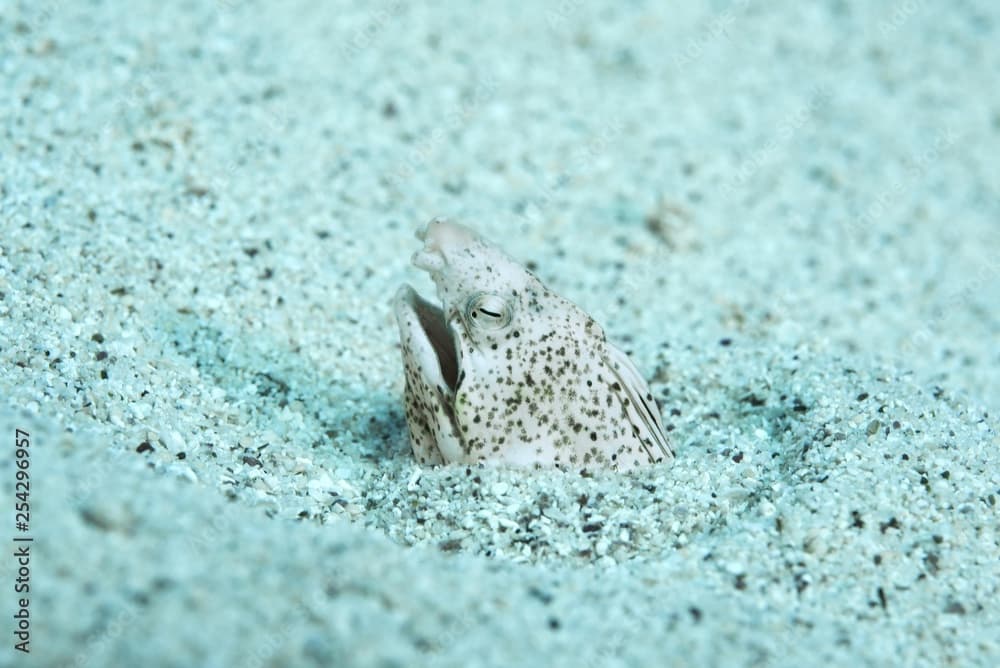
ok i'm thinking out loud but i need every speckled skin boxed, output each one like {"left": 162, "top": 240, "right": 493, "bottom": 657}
{"left": 393, "top": 219, "right": 673, "bottom": 471}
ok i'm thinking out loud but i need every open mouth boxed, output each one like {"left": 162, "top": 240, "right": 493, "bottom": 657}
{"left": 394, "top": 285, "right": 459, "bottom": 394}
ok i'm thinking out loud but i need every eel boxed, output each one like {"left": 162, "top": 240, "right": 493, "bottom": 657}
{"left": 393, "top": 218, "right": 673, "bottom": 471}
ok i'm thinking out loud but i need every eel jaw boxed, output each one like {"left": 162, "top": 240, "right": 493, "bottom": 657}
{"left": 393, "top": 284, "right": 458, "bottom": 393}
{"left": 393, "top": 284, "right": 464, "bottom": 464}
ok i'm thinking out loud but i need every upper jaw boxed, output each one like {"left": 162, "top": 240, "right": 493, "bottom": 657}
{"left": 417, "top": 217, "right": 478, "bottom": 249}
{"left": 411, "top": 218, "right": 477, "bottom": 274}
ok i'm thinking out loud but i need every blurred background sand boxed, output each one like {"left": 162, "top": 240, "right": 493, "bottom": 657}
{"left": 1, "top": 1, "right": 998, "bottom": 665}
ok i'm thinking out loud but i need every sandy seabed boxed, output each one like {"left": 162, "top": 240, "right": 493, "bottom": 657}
{"left": 1, "top": 1, "right": 998, "bottom": 666}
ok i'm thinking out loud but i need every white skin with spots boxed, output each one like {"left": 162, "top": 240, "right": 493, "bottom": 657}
{"left": 393, "top": 219, "right": 673, "bottom": 471}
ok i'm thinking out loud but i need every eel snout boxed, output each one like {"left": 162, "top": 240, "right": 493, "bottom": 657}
{"left": 412, "top": 218, "right": 477, "bottom": 273}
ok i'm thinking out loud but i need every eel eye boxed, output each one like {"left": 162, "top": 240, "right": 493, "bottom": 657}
{"left": 464, "top": 292, "right": 513, "bottom": 330}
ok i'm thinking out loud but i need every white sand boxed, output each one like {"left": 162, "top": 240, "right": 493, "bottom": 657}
{"left": 1, "top": 0, "right": 998, "bottom": 665}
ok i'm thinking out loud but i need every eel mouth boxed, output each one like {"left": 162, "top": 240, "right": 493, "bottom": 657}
{"left": 393, "top": 285, "right": 459, "bottom": 393}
